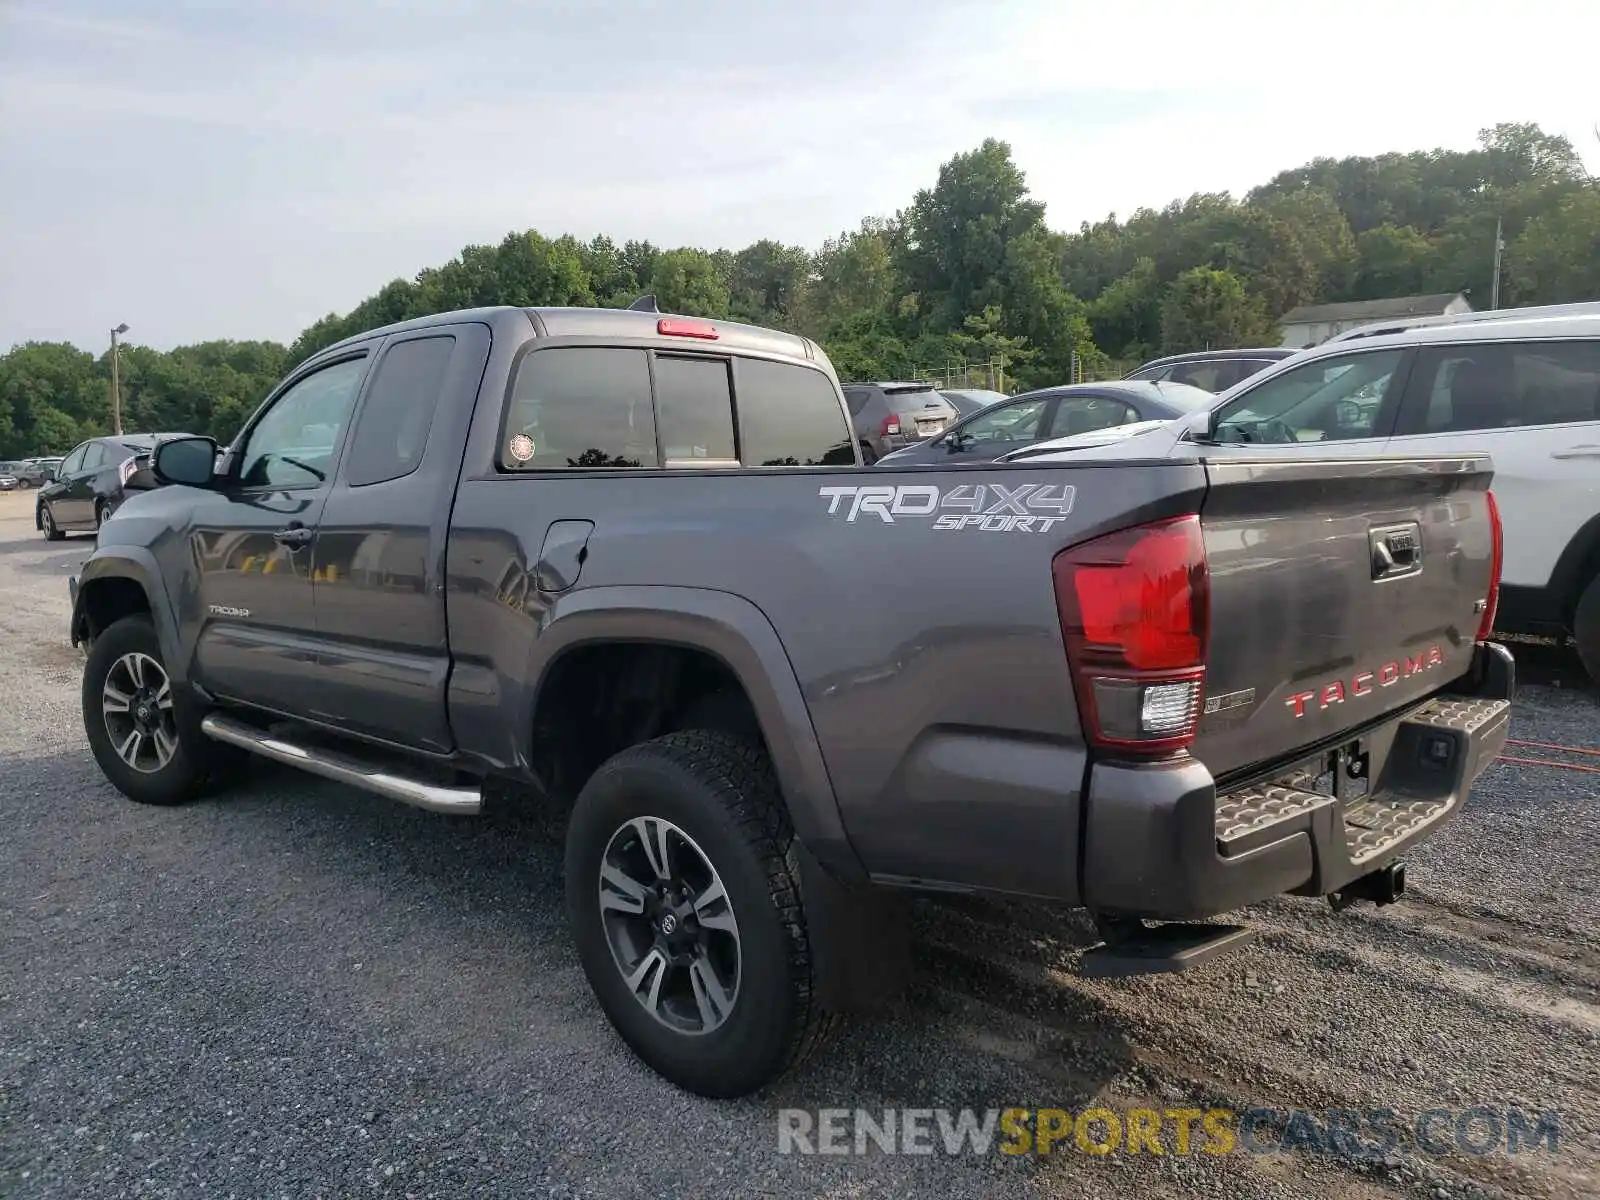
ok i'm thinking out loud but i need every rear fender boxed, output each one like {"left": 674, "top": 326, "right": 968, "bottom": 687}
{"left": 524, "top": 585, "right": 864, "bottom": 881}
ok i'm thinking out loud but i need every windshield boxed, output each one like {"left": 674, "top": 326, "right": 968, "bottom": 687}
{"left": 1148, "top": 382, "right": 1216, "bottom": 412}
{"left": 1212, "top": 350, "right": 1403, "bottom": 444}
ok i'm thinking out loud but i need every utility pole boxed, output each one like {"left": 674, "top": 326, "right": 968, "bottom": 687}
{"left": 110, "top": 323, "right": 128, "bottom": 434}
{"left": 1490, "top": 218, "right": 1504, "bottom": 310}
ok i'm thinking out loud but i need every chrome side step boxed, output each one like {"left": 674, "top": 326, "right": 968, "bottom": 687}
{"left": 199, "top": 714, "right": 482, "bottom": 815}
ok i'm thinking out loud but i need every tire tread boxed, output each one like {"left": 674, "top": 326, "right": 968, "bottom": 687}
{"left": 587, "top": 730, "right": 840, "bottom": 1082}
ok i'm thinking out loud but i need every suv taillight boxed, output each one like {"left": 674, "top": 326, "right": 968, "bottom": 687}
{"left": 1052, "top": 514, "right": 1210, "bottom": 756}
{"left": 1478, "top": 489, "right": 1503, "bottom": 641}
{"left": 880, "top": 414, "right": 901, "bottom": 437}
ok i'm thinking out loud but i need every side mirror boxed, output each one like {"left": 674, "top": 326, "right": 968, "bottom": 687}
{"left": 152, "top": 436, "right": 220, "bottom": 487}
{"left": 1183, "top": 409, "right": 1216, "bottom": 443}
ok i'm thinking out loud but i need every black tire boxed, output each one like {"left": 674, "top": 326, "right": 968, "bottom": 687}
{"left": 40, "top": 503, "right": 64, "bottom": 541}
{"left": 1574, "top": 573, "right": 1600, "bottom": 684}
{"left": 859, "top": 440, "right": 878, "bottom": 466}
{"left": 565, "top": 731, "right": 838, "bottom": 1097}
{"left": 82, "top": 614, "right": 236, "bottom": 805}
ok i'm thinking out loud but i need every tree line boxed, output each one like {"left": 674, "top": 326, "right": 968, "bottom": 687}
{"left": 3, "top": 122, "right": 1595, "bottom": 458}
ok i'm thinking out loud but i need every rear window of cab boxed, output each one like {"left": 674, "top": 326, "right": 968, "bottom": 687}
{"left": 500, "top": 346, "right": 855, "bottom": 470}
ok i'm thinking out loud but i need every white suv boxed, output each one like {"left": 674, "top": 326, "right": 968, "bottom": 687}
{"left": 1201, "top": 303, "right": 1600, "bottom": 680}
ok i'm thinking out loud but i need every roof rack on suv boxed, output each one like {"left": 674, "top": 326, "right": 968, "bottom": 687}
{"left": 1327, "top": 300, "right": 1600, "bottom": 343}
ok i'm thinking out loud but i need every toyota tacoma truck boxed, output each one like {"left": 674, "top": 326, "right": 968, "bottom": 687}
{"left": 68, "top": 304, "right": 1512, "bottom": 1098}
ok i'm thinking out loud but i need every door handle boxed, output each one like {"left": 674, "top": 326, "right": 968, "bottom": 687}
{"left": 1550, "top": 445, "right": 1600, "bottom": 460}
{"left": 273, "top": 523, "right": 314, "bottom": 549}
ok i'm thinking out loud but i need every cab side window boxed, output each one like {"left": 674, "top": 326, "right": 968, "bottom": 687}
{"left": 1398, "top": 340, "right": 1600, "bottom": 433}
{"left": 502, "top": 348, "right": 657, "bottom": 470}
{"left": 343, "top": 336, "right": 455, "bottom": 486}
{"left": 237, "top": 357, "right": 367, "bottom": 488}
{"left": 59, "top": 445, "right": 88, "bottom": 475}
{"left": 1213, "top": 350, "right": 1405, "bottom": 444}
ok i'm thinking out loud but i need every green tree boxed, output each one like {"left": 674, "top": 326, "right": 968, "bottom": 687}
{"left": 1088, "top": 257, "right": 1163, "bottom": 362}
{"left": 1508, "top": 188, "right": 1600, "bottom": 304}
{"left": 1351, "top": 223, "right": 1436, "bottom": 299}
{"left": 899, "top": 138, "right": 1046, "bottom": 328}
{"left": 1160, "top": 267, "right": 1274, "bottom": 354}
{"left": 649, "top": 249, "right": 731, "bottom": 318}
{"left": 727, "top": 240, "right": 810, "bottom": 325}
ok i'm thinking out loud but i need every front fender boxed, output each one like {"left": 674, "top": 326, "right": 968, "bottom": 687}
{"left": 71, "top": 546, "right": 183, "bottom": 669}
{"left": 525, "top": 584, "right": 864, "bottom": 882}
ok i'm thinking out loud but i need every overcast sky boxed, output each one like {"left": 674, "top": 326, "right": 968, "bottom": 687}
{"left": 3, "top": 0, "right": 1596, "bottom": 352}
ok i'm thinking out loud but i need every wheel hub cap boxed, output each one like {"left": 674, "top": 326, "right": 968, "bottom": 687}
{"left": 598, "top": 815, "right": 741, "bottom": 1036}
{"left": 102, "top": 651, "right": 178, "bottom": 774}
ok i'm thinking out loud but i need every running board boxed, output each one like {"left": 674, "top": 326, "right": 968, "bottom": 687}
{"left": 199, "top": 714, "right": 482, "bottom": 815}
{"left": 1079, "top": 922, "right": 1256, "bottom": 979}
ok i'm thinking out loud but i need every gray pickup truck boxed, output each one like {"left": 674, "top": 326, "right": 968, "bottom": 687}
{"left": 68, "top": 304, "right": 1513, "bottom": 1098}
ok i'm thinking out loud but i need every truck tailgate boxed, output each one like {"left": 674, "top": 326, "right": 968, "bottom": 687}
{"left": 1192, "top": 454, "right": 1497, "bottom": 781}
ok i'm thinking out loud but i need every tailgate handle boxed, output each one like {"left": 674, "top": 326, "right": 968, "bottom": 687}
{"left": 1370, "top": 523, "right": 1422, "bottom": 581}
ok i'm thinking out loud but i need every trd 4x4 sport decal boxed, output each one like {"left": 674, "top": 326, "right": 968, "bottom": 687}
{"left": 818, "top": 483, "right": 1075, "bottom": 533}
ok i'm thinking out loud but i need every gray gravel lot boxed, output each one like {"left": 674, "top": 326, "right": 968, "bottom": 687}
{"left": 1, "top": 491, "right": 1596, "bottom": 1199}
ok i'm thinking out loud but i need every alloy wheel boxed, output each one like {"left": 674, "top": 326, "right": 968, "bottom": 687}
{"left": 598, "top": 815, "right": 742, "bottom": 1036}
{"left": 101, "top": 651, "right": 178, "bottom": 773}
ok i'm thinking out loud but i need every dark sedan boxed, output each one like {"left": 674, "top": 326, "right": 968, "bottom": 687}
{"left": 35, "top": 433, "right": 179, "bottom": 540}
{"left": 873, "top": 380, "right": 1213, "bottom": 466}
{"left": 1125, "top": 347, "right": 1297, "bottom": 392}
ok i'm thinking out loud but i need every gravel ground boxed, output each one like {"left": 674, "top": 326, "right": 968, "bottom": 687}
{"left": 1, "top": 490, "right": 1596, "bottom": 1199}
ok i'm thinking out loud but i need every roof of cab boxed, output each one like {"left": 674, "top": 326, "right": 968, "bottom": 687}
{"left": 312, "top": 305, "right": 819, "bottom": 364}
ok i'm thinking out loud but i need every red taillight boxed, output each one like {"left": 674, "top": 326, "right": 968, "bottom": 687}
{"left": 1053, "top": 514, "right": 1209, "bottom": 756}
{"left": 880, "top": 415, "right": 901, "bottom": 436}
{"left": 658, "top": 318, "right": 719, "bottom": 340}
{"left": 1478, "top": 489, "right": 1503, "bottom": 641}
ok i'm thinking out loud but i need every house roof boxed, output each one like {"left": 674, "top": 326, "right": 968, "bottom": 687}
{"left": 1278, "top": 293, "right": 1467, "bottom": 325}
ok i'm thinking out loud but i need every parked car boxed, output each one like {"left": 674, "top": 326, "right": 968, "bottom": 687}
{"left": 68, "top": 304, "right": 1512, "bottom": 1099}
{"left": 876, "top": 381, "right": 1213, "bottom": 466}
{"left": 35, "top": 434, "right": 177, "bottom": 540}
{"left": 939, "top": 387, "right": 1009, "bottom": 417}
{"left": 0, "top": 466, "right": 18, "bottom": 492}
{"left": 841, "top": 381, "right": 959, "bottom": 462}
{"left": 19, "top": 457, "right": 63, "bottom": 487}
{"left": 1162, "top": 304, "right": 1600, "bottom": 678}
{"left": 1126, "top": 347, "right": 1297, "bottom": 392}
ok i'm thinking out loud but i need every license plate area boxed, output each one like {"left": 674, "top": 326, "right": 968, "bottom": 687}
{"left": 1287, "top": 739, "right": 1372, "bottom": 804}
{"left": 915, "top": 420, "right": 945, "bottom": 435}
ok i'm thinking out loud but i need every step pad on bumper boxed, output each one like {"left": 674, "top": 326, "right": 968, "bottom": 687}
{"left": 1213, "top": 695, "right": 1511, "bottom": 862}
{"left": 1343, "top": 797, "right": 1450, "bottom": 865}
{"left": 1215, "top": 784, "right": 1334, "bottom": 856}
